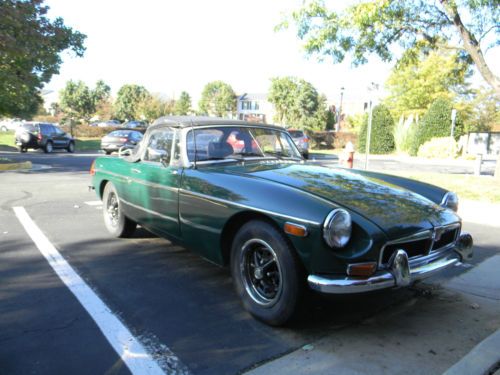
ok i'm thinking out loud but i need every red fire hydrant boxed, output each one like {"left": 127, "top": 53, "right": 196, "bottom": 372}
{"left": 344, "top": 141, "right": 355, "bottom": 169}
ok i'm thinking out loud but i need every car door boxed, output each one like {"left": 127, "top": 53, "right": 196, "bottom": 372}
{"left": 129, "top": 127, "right": 182, "bottom": 239}
{"left": 52, "top": 126, "right": 69, "bottom": 148}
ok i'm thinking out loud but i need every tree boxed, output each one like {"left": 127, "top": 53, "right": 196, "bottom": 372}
{"left": 59, "top": 80, "right": 95, "bottom": 121}
{"left": 138, "top": 95, "right": 175, "bottom": 123}
{"left": 409, "top": 98, "right": 463, "bottom": 155}
{"left": 268, "top": 76, "right": 322, "bottom": 129}
{"left": 174, "top": 91, "right": 192, "bottom": 115}
{"left": 384, "top": 49, "right": 471, "bottom": 118}
{"left": 199, "top": 81, "right": 236, "bottom": 117}
{"left": 114, "top": 84, "right": 151, "bottom": 121}
{"left": 0, "top": 0, "right": 86, "bottom": 118}
{"left": 358, "top": 104, "right": 395, "bottom": 154}
{"left": 92, "top": 80, "right": 111, "bottom": 106}
{"left": 280, "top": 0, "right": 500, "bottom": 94}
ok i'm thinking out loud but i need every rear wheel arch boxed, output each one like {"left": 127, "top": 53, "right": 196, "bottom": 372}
{"left": 98, "top": 180, "right": 109, "bottom": 199}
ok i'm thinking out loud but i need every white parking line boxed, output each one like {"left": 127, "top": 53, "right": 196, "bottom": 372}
{"left": 84, "top": 200, "right": 102, "bottom": 206}
{"left": 13, "top": 206, "right": 187, "bottom": 375}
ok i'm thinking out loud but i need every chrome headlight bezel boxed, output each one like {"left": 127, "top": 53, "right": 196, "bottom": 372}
{"left": 441, "top": 191, "right": 459, "bottom": 212}
{"left": 323, "top": 208, "right": 352, "bottom": 248}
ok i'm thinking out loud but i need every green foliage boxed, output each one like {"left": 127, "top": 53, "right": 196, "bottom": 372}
{"left": 114, "top": 84, "right": 151, "bottom": 121}
{"left": 393, "top": 115, "right": 418, "bottom": 154}
{"left": 268, "top": 76, "right": 325, "bottom": 130}
{"left": 358, "top": 105, "right": 395, "bottom": 154}
{"left": 174, "top": 91, "right": 192, "bottom": 115}
{"left": 59, "top": 80, "right": 95, "bottom": 121}
{"left": 417, "top": 137, "right": 458, "bottom": 159}
{"left": 458, "top": 87, "right": 500, "bottom": 132}
{"left": 138, "top": 95, "right": 174, "bottom": 123}
{"left": 0, "top": 0, "right": 86, "bottom": 118}
{"left": 346, "top": 113, "right": 366, "bottom": 135}
{"left": 280, "top": 0, "right": 500, "bottom": 94}
{"left": 199, "top": 81, "right": 236, "bottom": 117}
{"left": 384, "top": 49, "right": 471, "bottom": 119}
{"left": 409, "top": 98, "right": 463, "bottom": 155}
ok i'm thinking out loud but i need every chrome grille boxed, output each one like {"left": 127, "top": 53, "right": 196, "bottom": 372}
{"left": 380, "top": 223, "right": 461, "bottom": 266}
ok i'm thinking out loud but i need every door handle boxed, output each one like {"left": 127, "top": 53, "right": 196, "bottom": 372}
{"left": 131, "top": 168, "right": 141, "bottom": 174}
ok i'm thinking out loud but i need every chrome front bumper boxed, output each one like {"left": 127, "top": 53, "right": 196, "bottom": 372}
{"left": 308, "top": 233, "right": 473, "bottom": 294}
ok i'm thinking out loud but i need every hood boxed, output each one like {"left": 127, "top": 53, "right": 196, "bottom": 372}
{"left": 222, "top": 163, "right": 459, "bottom": 239}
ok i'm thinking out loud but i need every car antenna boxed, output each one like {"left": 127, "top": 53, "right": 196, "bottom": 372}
{"left": 191, "top": 119, "right": 197, "bottom": 169}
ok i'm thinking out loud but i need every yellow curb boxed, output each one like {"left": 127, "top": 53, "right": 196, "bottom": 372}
{"left": 0, "top": 161, "right": 32, "bottom": 171}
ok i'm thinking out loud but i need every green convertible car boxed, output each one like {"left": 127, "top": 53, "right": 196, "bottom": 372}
{"left": 90, "top": 116, "right": 473, "bottom": 326}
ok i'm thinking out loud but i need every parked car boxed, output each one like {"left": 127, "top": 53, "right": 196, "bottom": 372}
{"left": 90, "top": 116, "right": 473, "bottom": 326}
{"left": 0, "top": 118, "right": 24, "bottom": 132}
{"left": 15, "top": 122, "right": 75, "bottom": 153}
{"left": 287, "top": 129, "right": 309, "bottom": 158}
{"left": 122, "top": 120, "right": 147, "bottom": 129}
{"left": 97, "top": 120, "right": 122, "bottom": 128}
{"left": 100, "top": 130, "right": 144, "bottom": 155}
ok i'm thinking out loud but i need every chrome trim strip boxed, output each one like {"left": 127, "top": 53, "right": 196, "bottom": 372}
{"left": 308, "top": 248, "right": 461, "bottom": 294}
{"left": 119, "top": 197, "right": 178, "bottom": 223}
{"left": 179, "top": 189, "right": 321, "bottom": 226}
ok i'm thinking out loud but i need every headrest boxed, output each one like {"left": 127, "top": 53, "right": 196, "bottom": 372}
{"left": 207, "top": 142, "right": 234, "bottom": 159}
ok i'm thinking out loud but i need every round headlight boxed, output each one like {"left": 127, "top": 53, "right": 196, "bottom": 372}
{"left": 323, "top": 209, "right": 352, "bottom": 248}
{"left": 441, "top": 191, "right": 459, "bottom": 212}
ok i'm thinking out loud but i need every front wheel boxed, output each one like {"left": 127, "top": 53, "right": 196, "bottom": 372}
{"left": 67, "top": 141, "right": 75, "bottom": 153}
{"left": 230, "top": 220, "right": 305, "bottom": 326}
{"left": 102, "top": 182, "right": 137, "bottom": 237}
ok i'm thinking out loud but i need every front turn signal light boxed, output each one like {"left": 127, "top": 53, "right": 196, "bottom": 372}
{"left": 284, "top": 222, "right": 308, "bottom": 237}
{"left": 347, "top": 262, "right": 377, "bottom": 277}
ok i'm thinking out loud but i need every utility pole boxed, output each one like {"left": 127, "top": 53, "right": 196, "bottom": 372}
{"left": 338, "top": 87, "right": 344, "bottom": 131}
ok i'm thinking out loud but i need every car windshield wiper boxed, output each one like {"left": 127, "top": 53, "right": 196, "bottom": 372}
{"left": 264, "top": 151, "right": 302, "bottom": 161}
{"left": 233, "top": 152, "right": 265, "bottom": 158}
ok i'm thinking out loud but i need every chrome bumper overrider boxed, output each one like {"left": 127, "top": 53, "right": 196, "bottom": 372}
{"left": 308, "top": 233, "right": 473, "bottom": 294}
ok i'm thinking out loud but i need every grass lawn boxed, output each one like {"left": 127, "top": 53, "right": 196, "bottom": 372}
{"left": 0, "top": 131, "right": 16, "bottom": 150}
{"left": 75, "top": 138, "right": 100, "bottom": 151}
{"left": 388, "top": 171, "right": 500, "bottom": 203}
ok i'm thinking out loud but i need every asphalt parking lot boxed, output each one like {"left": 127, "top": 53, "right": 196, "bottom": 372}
{"left": 1, "top": 150, "right": 499, "bottom": 375}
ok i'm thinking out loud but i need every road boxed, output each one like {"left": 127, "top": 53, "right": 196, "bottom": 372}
{"left": 0, "top": 149, "right": 499, "bottom": 375}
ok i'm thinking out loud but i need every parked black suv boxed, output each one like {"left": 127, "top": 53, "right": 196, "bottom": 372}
{"left": 15, "top": 122, "right": 75, "bottom": 153}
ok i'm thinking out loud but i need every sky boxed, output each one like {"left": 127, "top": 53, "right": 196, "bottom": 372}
{"left": 43, "top": 0, "right": 499, "bottom": 111}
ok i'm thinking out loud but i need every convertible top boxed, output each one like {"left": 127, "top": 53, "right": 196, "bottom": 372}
{"left": 151, "top": 116, "right": 285, "bottom": 131}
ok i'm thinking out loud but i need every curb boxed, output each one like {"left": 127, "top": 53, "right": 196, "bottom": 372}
{"left": 0, "top": 161, "right": 32, "bottom": 171}
{"left": 443, "top": 329, "right": 500, "bottom": 375}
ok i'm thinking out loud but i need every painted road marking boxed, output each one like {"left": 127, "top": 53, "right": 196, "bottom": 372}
{"left": 84, "top": 200, "right": 102, "bottom": 206}
{"left": 13, "top": 206, "right": 189, "bottom": 375}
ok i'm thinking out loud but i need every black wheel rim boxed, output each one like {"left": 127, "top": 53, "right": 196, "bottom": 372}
{"left": 240, "top": 239, "right": 282, "bottom": 307}
{"left": 106, "top": 191, "right": 119, "bottom": 227}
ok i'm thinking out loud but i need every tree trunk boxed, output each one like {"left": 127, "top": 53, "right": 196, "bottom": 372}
{"left": 440, "top": 0, "right": 500, "bottom": 95}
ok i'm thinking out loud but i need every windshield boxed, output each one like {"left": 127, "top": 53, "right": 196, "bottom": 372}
{"left": 186, "top": 126, "right": 301, "bottom": 162}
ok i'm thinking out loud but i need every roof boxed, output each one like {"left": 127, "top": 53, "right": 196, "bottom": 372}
{"left": 238, "top": 93, "right": 268, "bottom": 101}
{"left": 150, "top": 116, "right": 284, "bottom": 131}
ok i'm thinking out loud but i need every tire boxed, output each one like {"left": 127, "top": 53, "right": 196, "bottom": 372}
{"left": 44, "top": 141, "right": 53, "bottom": 153}
{"left": 230, "top": 220, "right": 305, "bottom": 326}
{"left": 102, "top": 182, "right": 136, "bottom": 238}
{"left": 67, "top": 141, "right": 75, "bottom": 153}
{"left": 18, "top": 146, "right": 27, "bottom": 153}
{"left": 104, "top": 150, "right": 112, "bottom": 155}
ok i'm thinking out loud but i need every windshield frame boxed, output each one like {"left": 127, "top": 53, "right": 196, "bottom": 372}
{"left": 182, "top": 124, "right": 303, "bottom": 167}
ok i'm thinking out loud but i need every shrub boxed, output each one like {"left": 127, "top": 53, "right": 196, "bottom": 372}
{"left": 410, "top": 98, "right": 463, "bottom": 156}
{"left": 358, "top": 104, "right": 395, "bottom": 154}
{"left": 417, "top": 137, "right": 457, "bottom": 159}
{"left": 394, "top": 114, "right": 418, "bottom": 154}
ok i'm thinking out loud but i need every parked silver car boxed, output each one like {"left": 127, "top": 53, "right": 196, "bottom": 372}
{"left": 287, "top": 129, "right": 310, "bottom": 158}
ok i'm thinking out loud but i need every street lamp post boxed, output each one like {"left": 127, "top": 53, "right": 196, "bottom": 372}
{"left": 338, "top": 87, "right": 344, "bottom": 130}
{"left": 364, "top": 82, "right": 379, "bottom": 170}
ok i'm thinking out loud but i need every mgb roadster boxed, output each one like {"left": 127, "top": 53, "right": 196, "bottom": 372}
{"left": 90, "top": 116, "right": 473, "bottom": 325}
